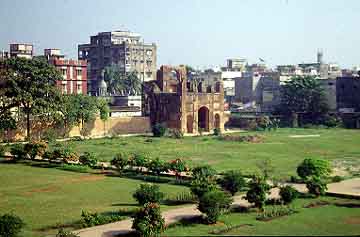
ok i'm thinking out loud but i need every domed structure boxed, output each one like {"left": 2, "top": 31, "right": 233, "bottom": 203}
{"left": 98, "top": 70, "right": 108, "bottom": 96}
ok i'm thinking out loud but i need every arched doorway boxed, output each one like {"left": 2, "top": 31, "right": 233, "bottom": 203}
{"left": 214, "top": 114, "right": 220, "bottom": 129}
{"left": 187, "top": 115, "right": 194, "bottom": 133}
{"left": 198, "top": 106, "right": 209, "bottom": 132}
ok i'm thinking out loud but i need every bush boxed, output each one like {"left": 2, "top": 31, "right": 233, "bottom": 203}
{"left": 79, "top": 152, "right": 98, "bottom": 167}
{"left": 152, "top": 123, "right": 167, "bottom": 137}
{"left": 213, "top": 128, "right": 221, "bottom": 136}
{"left": 80, "top": 210, "right": 124, "bottom": 228}
{"left": 192, "top": 165, "right": 217, "bottom": 180}
{"left": 297, "top": 158, "right": 331, "bottom": 180}
{"left": 219, "top": 170, "right": 246, "bottom": 196}
{"left": 10, "top": 144, "right": 27, "bottom": 162}
{"left": 132, "top": 203, "right": 165, "bottom": 237}
{"left": 198, "top": 190, "right": 232, "bottom": 224}
{"left": 331, "top": 175, "right": 344, "bottom": 183}
{"left": 56, "top": 228, "right": 79, "bottom": 237}
{"left": 168, "top": 158, "right": 189, "bottom": 179}
{"left": 245, "top": 175, "right": 271, "bottom": 211}
{"left": 168, "top": 129, "right": 184, "bottom": 139}
{"left": 256, "top": 205, "right": 297, "bottom": 221}
{"left": 24, "top": 141, "right": 48, "bottom": 160}
{"left": 148, "top": 158, "right": 168, "bottom": 176}
{"left": 322, "top": 114, "right": 342, "bottom": 128}
{"left": 306, "top": 176, "right": 328, "bottom": 197}
{"left": 0, "top": 146, "right": 6, "bottom": 157}
{"left": 0, "top": 213, "right": 25, "bottom": 237}
{"left": 279, "top": 185, "right": 298, "bottom": 204}
{"left": 190, "top": 178, "right": 218, "bottom": 199}
{"left": 52, "top": 147, "right": 79, "bottom": 164}
{"left": 133, "top": 152, "right": 151, "bottom": 172}
{"left": 41, "top": 129, "right": 58, "bottom": 143}
{"left": 163, "top": 191, "right": 197, "bottom": 205}
{"left": 133, "top": 184, "right": 165, "bottom": 206}
{"left": 111, "top": 152, "right": 130, "bottom": 174}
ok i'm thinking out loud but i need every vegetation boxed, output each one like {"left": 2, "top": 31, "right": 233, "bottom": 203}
{"left": 152, "top": 123, "right": 167, "bottom": 137}
{"left": 306, "top": 176, "right": 328, "bottom": 197}
{"left": 80, "top": 210, "right": 124, "bottom": 227}
{"left": 279, "top": 185, "right": 299, "bottom": 204}
{"left": 245, "top": 175, "right": 271, "bottom": 211}
{"left": 190, "top": 165, "right": 218, "bottom": 199}
{"left": 297, "top": 158, "right": 332, "bottom": 180}
{"left": 256, "top": 205, "right": 297, "bottom": 221}
{"left": 133, "top": 184, "right": 165, "bottom": 206}
{"left": 10, "top": 144, "right": 27, "bottom": 162}
{"left": 104, "top": 65, "right": 142, "bottom": 95}
{"left": 132, "top": 203, "right": 165, "bottom": 237}
{"left": 219, "top": 170, "right": 246, "bottom": 196}
{"left": 111, "top": 152, "right": 129, "bottom": 174}
{"left": 79, "top": 152, "right": 98, "bottom": 167}
{"left": 56, "top": 228, "right": 79, "bottom": 237}
{"left": 198, "top": 190, "right": 232, "bottom": 224}
{"left": 24, "top": 141, "right": 48, "bottom": 160}
{"left": 0, "top": 213, "right": 25, "bottom": 237}
{"left": 148, "top": 158, "right": 168, "bottom": 176}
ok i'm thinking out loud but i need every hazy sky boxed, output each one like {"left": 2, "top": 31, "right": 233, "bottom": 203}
{"left": 1, "top": 0, "right": 359, "bottom": 68}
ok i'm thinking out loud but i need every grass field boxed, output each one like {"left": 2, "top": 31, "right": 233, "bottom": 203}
{"left": 164, "top": 196, "right": 360, "bottom": 236}
{"left": 0, "top": 164, "right": 188, "bottom": 237}
{"left": 58, "top": 128, "right": 360, "bottom": 179}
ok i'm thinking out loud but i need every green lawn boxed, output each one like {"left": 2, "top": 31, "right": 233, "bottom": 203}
{"left": 164, "top": 196, "right": 360, "bottom": 236}
{"left": 0, "top": 164, "right": 188, "bottom": 237}
{"left": 59, "top": 128, "right": 360, "bottom": 179}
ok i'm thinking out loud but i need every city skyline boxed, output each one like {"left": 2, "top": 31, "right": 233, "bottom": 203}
{"left": 1, "top": 0, "right": 360, "bottom": 68}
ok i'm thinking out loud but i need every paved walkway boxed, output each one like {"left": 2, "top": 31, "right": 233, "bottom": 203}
{"left": 75, "top": 178, "right": 360, "bottom": 237}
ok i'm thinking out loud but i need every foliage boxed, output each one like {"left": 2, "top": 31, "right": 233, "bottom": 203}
{"left": 306, "top": 176, "right": 328, "bottom": 197}
{"left": 80, "top": 210, "right": 124, "bottom": 228}
{"left": 198, "top": 190, "right": 232, "bottom": 224}
{"left": 148, "top": 158, "right": 168, "bottom": 176}
{"left": 0, "top": 146, "right": 6, "bottom": 157}
{"left": 56, "top": 228, "right": 79, "bottom": 237}
{"left": 3, "top": 57, "right": 62, "bottom": 139}
{"left": 133, "top": 152, "right": 151, "bottom": 172}
{"left": 279, "top": 76, "right": 329, "bottom": 120}
{"left": 41, "top": 129, "right": 58, "bottom": 143}
{"left": 297, "top": 158, "right": 331, "bottom": 180}
{"left": 168, "top": 158, "right": 189, "bottom": 179}
{"left": 322, "top": 114, "right": 343, "bottom": 128}
{"left": 213, "top": 128, "right": 221, "bottom": 136}
{"left": 104, "top": 65, "right": 142, "bottom": 95}
{"left": 152, "top": 123, "right": 167, "bottom": 137}
{"left": 10, "top": 144, "right": 27, "bottom": 162}
{"left": 111, "top": 152, "right": 130, "bottom": 174}
{"left": 168, "top": 129, "right": 184, "bottom": 139}
{"left": 192, "top": 165, "right": 217, "bottom": 180}
{"left": 190, "top": 178, "right": 218, "bottom": 199}
{"left": 79, "top": 152, "right": 98, "bottom": 167}
{"left": 132, "top": 203, "right": 165, "bottom": 237}
{"left": 0, "top": 213, "right": 25, "bottom": 237}
{"left": 57, "top": 164, "right": 91, "bottom": 173}
{"left": 133, "top": 184, "right": 165, "bottom": 206}
{"left": 279, "top": 185, "right": 299, "bottom": 204}
{"left": 24, "top": 141, "right": 48, "bottom": 160}
{"left": 219, "top": 134, "right": 264, "bottom": 143}
{"left": 245, "top": 175, "right": 271, "bottom": 211}
{"left": 163, "top": 191, "right": 197, "bottom": 205}
{"left": 256, "top": 205, "right": 297, "bottom": 221}
{"left": 97, "top": 98, "right": 110, "bottom": 122}
{"left": 52, "top": 147, "right": 79, "bottom": 163}
{"left": 219, "top": 170, "right": 246, "bottom": 196}
{"left": 256, "top": 159, "right": 275, "bottom": 180}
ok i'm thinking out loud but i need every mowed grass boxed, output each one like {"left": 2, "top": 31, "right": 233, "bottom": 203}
{"left": 60, "top": 128, "right": 360, "bottom": 179}
{"left": 164, "top": 196, "right": 360, "bottom": 236}
{"left": 0, "top": 164, "right": 189, "bottom": 237}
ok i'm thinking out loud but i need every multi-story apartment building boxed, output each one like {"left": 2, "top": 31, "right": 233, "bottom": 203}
{"left": 10, "top": 43, "right": 33, "bottom": 59}
{"left": 78, "top": 30, "right": 157, "bottom": 96}
{"left": 45, "top": 49, "right": 87, "bottom": 95}
{"left": 0, "top": 50, "right": 9, "bottom": 59}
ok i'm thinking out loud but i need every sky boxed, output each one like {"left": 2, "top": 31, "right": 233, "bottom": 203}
{"left": 1, "top": 0, "right": 359, "bottom": 69}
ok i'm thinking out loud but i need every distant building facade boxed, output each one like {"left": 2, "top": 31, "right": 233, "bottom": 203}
{"left": 0, "top": 51, "right": 9, "bottom": 59}
{"left": 45, "top": 49, "right": 87, "bottom": 95}
{"left": 336, "top": 76, "right": 360, "bottom": 112}
{"left": 10, "top": 43, "right": 33, "bottom": 59}
{"left": 78, "top": 30, "right": 157, "bottom": 95}
{"left": 145, "top": 65, "right": 225, "bottom": 134}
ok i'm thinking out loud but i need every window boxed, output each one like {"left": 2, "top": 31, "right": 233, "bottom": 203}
{"left": 61, "top": 69, "right": 67, "bottom": 76}
{"left": 76, "top": 69, "right": 82, "bottom": 76}
{"left": 77, "top": 84, "right": 82, "bottom": 94}
{"left": 62, "top": 84, "right": 67, "bottom": 94}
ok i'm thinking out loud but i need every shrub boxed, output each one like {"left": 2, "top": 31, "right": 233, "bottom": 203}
{"left": 198, "top": 190, "right": 232, "bottom": 224}
{"left": 168, "top": 158, "right": 188, "bottom": 179}
{"left": 80, "top": 210, "right": 124, "bottom": 228}
{"left": 52, "top": 147, "right": 79, "bottom": 164}
{"left": 79, "top": 152, "right": 98, "bottom": 167}
{"left": 168, "top": 129, "right": 184, "bottom": 139}
{"left": 192, "top": 165, "right": 217, "bottom": 180}
{"left": 331, "top": 175, "right": 344, "bottom": 183}
{"left": 163, "top": 191, "right": 197, "bottom": 205}
{"left": 219, "top": 170, "right": 246, "bottom": 196}
{"left": 132, "top": 203, "right": 165, "bottom": 237}
{"left": 0, "top": 146, "right": 6, "bottom": 157}
{"left": 279, "top": 185, "right": 298, "bottom": 204}
{"left": 256, "top": 205, "right": 297, "bottom": 221}
{"left": 56, "top": 228, "right": 79, "bottom": 237}
{"left": 10, "top": 144, "right": 27, "bottom": 162}
{"left": 133, "top": 184, "right": 165, "bottom": 206}
{"left": 322, "top": 114, "right": 342, "bottom": 128}
{"left": 0, "top": 213, "right": 25, "bottom": 237}
{"left": 148, "top": 158, "right": 168, "bottom": 176}
{"left": 245, "top": 175, "right": 271, "bottom": 211}
{"left": 297, "top": 158, "right": 331, "bottom": 180}
{"left": 24, "top": 141, "right": 48, "bottom": 160}
{"left": 41, "top": 129, "right": 58, "bottom": 143}
{"left": 306, "top": 176, "right": 328, "bottom": 197}
{"left": 190, "top": 178, "right": 218, "bottom": 199}
{"left": 111, "top": 152, "right": 129, "bottom": 174}
{"left": 152, "top": 123, "right": 167, "bottom": 137}
{"left": 133, "top": 152, "right": 151, "bottom": 172}
{"left": 213, "top": 128, "right": 221, "bottom": 136}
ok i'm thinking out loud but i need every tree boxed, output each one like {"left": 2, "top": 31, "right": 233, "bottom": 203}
{"left": 219, "top": 170, "right": 246, "bottom": 196}
{"left": 279, "top": 185, "right": 299, "bottom": 204}
{"left": 148, "top": 158, "right": 168, "bottom": 176}
{"left": 132, "top": 203, "right": 165, "bottom": 237}
{"left": 279, "top": 76, "right": 329, "bottom": 123}
{"left": 133, "top": 184, "right": 165, "bottom": 206}
{"left": 97, "top": 97, "right": 110, "bottom": 136}
{"left": 111, "top": 152, "right": 130, "bottom": 175}
{"left": 125, "top": 71, "right": 142, "bottom": 95}
{"left": 3, "top": 57, "right": 62, "bottom": 139}
{"left": 297, "top": 158, "right": 331, "bottom": 180}
{"left": 245, "top": 175, "right": 271, "bottom": 211}
{"left": 0, "top": 213, "right": 25, "bottom": 237}
{"left": 104, "top": 64, "right": 142, "bottom": 95}
{"left": 192, "top": 165, "right": 217, "bottom": 180}
{"left": 198, "top": 190, "right": 232, "bottom": 224}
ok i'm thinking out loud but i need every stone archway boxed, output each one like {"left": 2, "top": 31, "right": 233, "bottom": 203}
{"left": 214, "top": 113, "right": 220, "bottom": 129}
{"left": 198, "top": 106, "right": 209, "bottom": 132}
{"left": 187, "top": 115, "right": 194, "bottom": 133}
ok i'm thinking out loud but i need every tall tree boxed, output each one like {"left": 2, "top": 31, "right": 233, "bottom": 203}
{"left": 279, "top": 76, "right": 328, "bottom": 122}
{"left": 3, "top": 57, "right": 62, "bottom": 139}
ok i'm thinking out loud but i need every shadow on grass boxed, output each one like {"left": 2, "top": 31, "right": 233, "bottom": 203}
{"left": 167, "top": 215, "right": 204, "bottom": 229}
{"left": 334, "top": 202, "right": 360, "bottom": 208}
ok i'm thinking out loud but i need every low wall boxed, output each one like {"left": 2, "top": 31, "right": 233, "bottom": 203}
{"left": 1, "top": 116, "right": 151, "bottom": 142}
